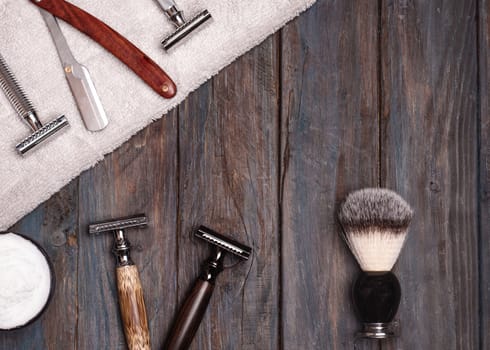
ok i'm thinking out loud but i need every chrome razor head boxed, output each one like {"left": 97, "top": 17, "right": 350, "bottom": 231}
{"left": 195, "top": 226, "right": 252, "bottom": 260}
{"left": 89, "top": 215, "right": 148, "bottom": 267}
{"left": 162, "top": 10, "right": 212, "bottom": 50}
{"left": 89, "top": 215, "right": 148, "bottom": 235}
{"left": 16, "top": 115, "right": 69, "bottom": 155}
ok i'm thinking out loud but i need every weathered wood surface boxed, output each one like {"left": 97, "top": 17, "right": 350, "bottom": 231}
{"left": 176, "top": 34, "right": 279, "bottom": 349}
{"left": 1, "top": 0, "right": 487, "bottom": 349}
{"left": 380, "top": 1, "right": 480, "bottom": 349}
{"left": 280, "top": 0, "right": 380, "bottom": 349}
{"left": 479, "top": 0, "right": 490, "bottom": 348}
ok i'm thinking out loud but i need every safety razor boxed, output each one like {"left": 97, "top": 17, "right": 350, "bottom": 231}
{"left": 157, "top": 0, "right": 212, "bottom": 51}
{"left": 0, "top": 53, "right": 69, "bottom": 155}
{"left": 165, "top": 226, "right": 252, "bottom": 350}
{"left": 89, "top": 215, "right": 151, "bottom": 350}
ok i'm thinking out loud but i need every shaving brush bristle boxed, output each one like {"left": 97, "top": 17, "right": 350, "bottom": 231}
{"left": 339, "top": 188, "right": 413, "bottom": 272}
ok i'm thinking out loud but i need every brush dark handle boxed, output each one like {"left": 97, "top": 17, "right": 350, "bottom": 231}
{"left": 352, "top": 271, "right": 401, "bottom": 323}
{"left": 165, "top": 279, "right": 215, "bottom": 350}
{"left": 31, "top": 0, "right": 177, "bottom": 98}
{"left": 116, "top": 265, "right": 150, "bottom": 350}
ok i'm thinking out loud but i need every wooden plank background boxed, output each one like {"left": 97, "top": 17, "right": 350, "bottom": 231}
{"left": 381, "top": 2, "right": 480, "bottom": 350}
{"left": 1, "top": 0, "right": 488, "bottom": 349}
{"left": 479, "top": 0, "right": 490, "bottom": 348}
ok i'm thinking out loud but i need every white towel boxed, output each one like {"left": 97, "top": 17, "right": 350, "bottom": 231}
{"left": 0, "top": 0, "right": 316, "bottom": 230}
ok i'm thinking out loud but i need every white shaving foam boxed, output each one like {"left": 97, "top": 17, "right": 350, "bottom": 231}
{"left": 0, "top": 233, "right": 52, "bottom": 330}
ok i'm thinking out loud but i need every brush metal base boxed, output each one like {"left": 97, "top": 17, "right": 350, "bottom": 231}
{"left": 357, "top": 322, "right": 397, "bottom": 339}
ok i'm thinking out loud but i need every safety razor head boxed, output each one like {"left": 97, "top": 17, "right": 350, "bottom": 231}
{"left": 89, "top": 215, "right": 148, "bottom": 235}
{"left": 195, "top": 226, "right": 252, "bottom": 260}
{"left": 162, "top": 10, "right": 212, "bottom": 51}
{"left": 16, "top": 115, "right": 69, "bottom": 155}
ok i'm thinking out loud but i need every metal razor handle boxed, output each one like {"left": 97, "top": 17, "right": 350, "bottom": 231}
{"left": 164, "top": 279, "right": 215, "bottom": 350}
{"left": 156, "top": 0, "right": 177, "bottom": 10}
{"left": 156, "top": 0, "right": 185, "bottom": 26}
{"left": 0, "top": 54, "right": 42, "bottom": 131}
{"left": 116, "top": 265, "right": 150, "bottom": 350}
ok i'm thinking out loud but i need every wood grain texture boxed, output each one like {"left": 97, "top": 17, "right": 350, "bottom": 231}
{"left": 280, "top": 1, "right": 380, "bottom": 349}
{"left": 176, "top": 34, "right": 280, "bottom": 349}
{"left": 1, "top": 0, "right": 487, "bottom": 348}
{"left": 380, "top": 1, "right": 480, "bottom": 349}
{"left": 116, "top": 265, "right": 150, "bottom": 350}
{"left": 31, "top": 0, "right": 176, "bottom": 98}
{"left": 0, "top": 182, "right": 78, "bottom": 350}
{"left": 165, "top": 279, "right": 215, "bottom": 350}
{"left": 77, "top": 112, "right": 179, "bottom": 349}
{"left": 479, "top": 0, "right": 490, "bottom": 348}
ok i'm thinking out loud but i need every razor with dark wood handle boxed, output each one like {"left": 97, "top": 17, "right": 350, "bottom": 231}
{"left": 31, "top": 0, "right": 177, "bottom": 98}
{"left": 165, "top": 226, "right": 252, "bottom": 350}
{"left": 165, "top": 279, "right": 214, "bottom": 350}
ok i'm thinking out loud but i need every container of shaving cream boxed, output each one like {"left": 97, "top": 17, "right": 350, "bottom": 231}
{"left": 0, "top": 232, "right": 55, "bottom": 330}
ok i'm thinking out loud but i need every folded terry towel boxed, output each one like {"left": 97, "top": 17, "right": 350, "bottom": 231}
{"left": 0, "top": 0, "right": 316, "bottom": 230}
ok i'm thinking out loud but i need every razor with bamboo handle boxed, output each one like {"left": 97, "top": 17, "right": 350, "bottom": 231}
{"left": 31, "top": 0, "right": 177, "bottom": 99}
{"left": 89, "top": 215, "right": 151, "bottom": 350}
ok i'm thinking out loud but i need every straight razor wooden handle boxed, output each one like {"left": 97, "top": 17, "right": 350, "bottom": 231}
{"left": 31, "top": 0, "right": 177, "bottom": 99}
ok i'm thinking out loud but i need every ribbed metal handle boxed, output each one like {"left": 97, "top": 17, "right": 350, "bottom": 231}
{"left": 0, "top": 54, "right": 41, "bottom": 130}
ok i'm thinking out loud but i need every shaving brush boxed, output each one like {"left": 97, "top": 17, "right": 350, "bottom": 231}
{"left": 338, "top": 188, "right": 413, "bottom": 339}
